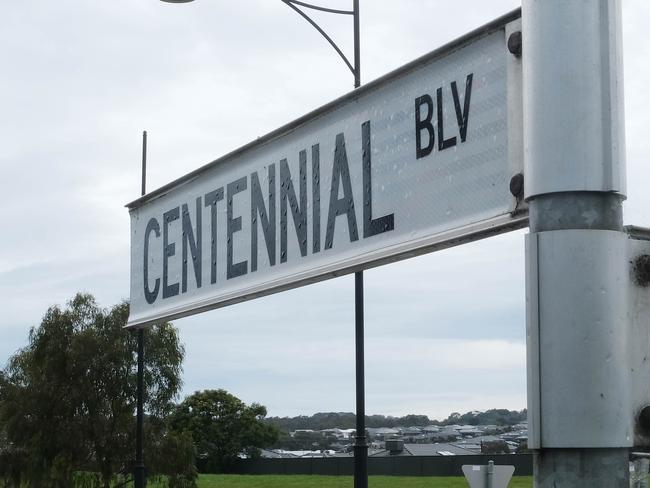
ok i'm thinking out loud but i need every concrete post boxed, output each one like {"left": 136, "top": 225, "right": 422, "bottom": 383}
{"left": 522, "top": 0, "right": 629, "bottom": 486}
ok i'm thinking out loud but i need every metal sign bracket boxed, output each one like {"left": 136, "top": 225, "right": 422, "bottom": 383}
{"left": 526, "top": 226, "right": 650, "bottom": 449}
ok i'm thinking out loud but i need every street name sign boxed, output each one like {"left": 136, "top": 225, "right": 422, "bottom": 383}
{"left": 126, "top": 10, "right": 524, "bottom": 328}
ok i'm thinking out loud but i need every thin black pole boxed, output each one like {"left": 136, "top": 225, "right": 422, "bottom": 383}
{"left": 353, "top": 0, "right": 360, "bottom": 90}
{"left": 135, "top": 130, "right": 147, "bottom": 488}
{"left": 141, "top": 130, "right": 147, "bottom": 197}
{"left": 352, "top": 2, "right": 367, "bottom": 488}
{"left": 354, "top": 271, "right": 368, "bottom": 488}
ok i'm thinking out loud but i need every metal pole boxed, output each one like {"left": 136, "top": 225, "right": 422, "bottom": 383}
{"left": 354, "top": 271, "right": 368, "bottom": 488}
{"left": 353, "top": 0, "right": 360, "bottom": 90}
{"left": 135, "top": 130, "right": 147, "bottom": 488}
{"left": 351, "top": 3, "right": 367, "bottom": 488}
{"left": 486, "top": 460, "right": 494, "bottom": 488}
{"left": 523, "top": 1, "right": 628, "bottom": 486}
{"left": 141, "top": 130, "right": 147, "bottom": 197}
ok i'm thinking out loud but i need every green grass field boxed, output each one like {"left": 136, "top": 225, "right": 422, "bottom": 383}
{"left": 184, "top": 475, "right": 534, "bottom": 488}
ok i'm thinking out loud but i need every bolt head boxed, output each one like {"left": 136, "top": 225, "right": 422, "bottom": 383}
{"left": 508, "top": 31, "right": 522, "bottom": 58}
{"left": 509, "top": 173, "right": 524, "bottom": 199}
{"left": 639, "top": 406, "right": 650, "bottom": 435}
{"left": 633, "top": 255, "right": 650, "bottom": 287}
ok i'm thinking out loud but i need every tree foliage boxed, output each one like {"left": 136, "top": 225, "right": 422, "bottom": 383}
{"left": 146, "top": 426, "right": 198, "bottom": 488}
{"left": 444, "top": 409, "right": 527, "bottom": 426}
{"left": 0, "top": 293, "right": 193, "bottom": 488}
{"left": 264, "top": 409, "right": 527, "bottom": 433}
{"left": 169, "top": 389, "right": 279, "bottom": 473}
{"left": 265, "top": 412, "right": 435, "bottom": 432}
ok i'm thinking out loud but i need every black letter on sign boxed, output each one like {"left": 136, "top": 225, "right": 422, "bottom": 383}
{"left": 437, "top": 87, "right": 457, "bottom": 151}
{"left": 181, "top": 197, "right": 202, "bottom": 293}
{"left": 280, "top": 155, "right": 307, "bottom": 263}
{"left": 415, "top": 95, "right": 434, "bottom": 159}
{"left": 143, "top": 217, "right": 161, "bottom": 304}
{"left": 163, "top": 207, "right": 180, "bottom": 299}
{"left": 227, "top": 177, "right": 248, "bottom": 279}
{"left": 452, "top": 73, "right": 473, "bottom": 142}
{"left": 362, "top": 121, "right": 394, "bottom": 238}
{"left": 250, "top": 165, "right": 276, "bottom": 272}
{"left": 204, "top": 187, "right": 224, "bottom": 284}
{"left": 312, "top": 144, "right": 321, "bottom": 254}
{"left": 325, "top": 133, "right": 359, "bottom": 249}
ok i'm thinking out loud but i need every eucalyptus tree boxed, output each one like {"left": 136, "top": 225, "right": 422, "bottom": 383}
{"left": 0, "top": 293, "right": 189, "bottom": 488}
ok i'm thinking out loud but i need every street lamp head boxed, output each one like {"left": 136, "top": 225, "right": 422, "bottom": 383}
{"left": 160, "top": 0, "right": 195, "bottom": 3}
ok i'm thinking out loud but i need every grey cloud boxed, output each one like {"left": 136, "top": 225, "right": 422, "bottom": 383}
{"left": 1, "top": 0, "right": 647, "bottom": 420}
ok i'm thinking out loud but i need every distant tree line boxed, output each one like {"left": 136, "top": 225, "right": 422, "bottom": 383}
{"left": 443, "top": 409, "right": 527, "bottom": 427}
{"left": 264, "top": 409, "right": 527, "bottom": 433}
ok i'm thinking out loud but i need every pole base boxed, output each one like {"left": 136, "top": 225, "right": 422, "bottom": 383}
{"left": 534, "top": 449, "right": 629, "bottom": 487}
{"left": 134, "top": 464, "right": 146, "bottom": 488}
{"left": 353, "top": 437, "right": 368, "bottom": 488}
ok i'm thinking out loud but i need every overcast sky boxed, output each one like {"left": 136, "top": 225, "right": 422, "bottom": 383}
{"left": 1, "top": 0, "right": 649, "bottom": 421}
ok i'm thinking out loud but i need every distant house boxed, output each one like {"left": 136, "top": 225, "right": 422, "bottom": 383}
{"left": 258, "top": 449, "right": 298, "bottom": 459}
{"left": 369, "top": 441, "right": 479, "bottom": 457}
{"left": 481, "top": 424, "right": 506, "bottom": 435}
{"left": 432, "top": 427, "right": 461, "bottom": 442}
{"left": 320, "top": 428, "right": 351, "bottom": 440}
{"left": 366, "top": 427, "right": 399, "bottom": 441}
{"left": 337, "top": 429, "right": 356, "bottom": 440}
{"left": 290, "top": 429, "right": 315, "bottom": 437}
{"left": 259, "top": 449, "right": 337, "bottom": 458}
{"left": 397, "top": 427, "right": 424, "bottom": 443}
{"left": 458, "top": 427, "right": 482, "bottom": 438}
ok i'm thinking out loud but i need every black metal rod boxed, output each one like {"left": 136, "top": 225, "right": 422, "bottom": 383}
{"left": 141, "top": 131, "right": 147, "bottom": 197}
{"left": 354, "top": 270, "right": 368, "bottom": 488}
{"left": 135, "top": 329, "right": 145, "bottom": 487}
{"left": 285, "top": 0, "right": 353, "bottom": 16}
{"left": 281, "top": 0, "right": 355, "bottom": 76}
{"left": 135, "top": 130, "right": 147, "bottom": 488}
{"left": 353, "top": 0, "right": 360, "bottom": 89}
{"left": 351, "top": 3, "right": 366, "bottom": 487}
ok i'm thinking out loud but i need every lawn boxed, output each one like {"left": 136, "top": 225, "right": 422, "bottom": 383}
{"left": 189, "top": 474, "right": 534, "bottom": 488}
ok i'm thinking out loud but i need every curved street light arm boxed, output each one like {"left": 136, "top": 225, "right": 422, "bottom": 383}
{"left": 285, "top": 0, "right": 353, "bottom": 16}
{"left": 280, "top": 0, "right": 356, "bottom": 78}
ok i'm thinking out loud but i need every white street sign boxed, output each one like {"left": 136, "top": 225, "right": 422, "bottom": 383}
{"left": 126, "top": 11, "right": 524, "bottom": 328}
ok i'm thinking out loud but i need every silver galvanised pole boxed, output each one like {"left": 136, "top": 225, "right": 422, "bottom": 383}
{"left": 523, "top": 0, "right": 629, "bottom": 485}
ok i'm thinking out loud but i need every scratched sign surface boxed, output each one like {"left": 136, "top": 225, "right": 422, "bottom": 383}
{"left": 126, "top": 12, "right": 523, "bottom": 328}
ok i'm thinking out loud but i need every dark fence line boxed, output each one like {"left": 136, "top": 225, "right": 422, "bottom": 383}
{"left": 232, "top": 454, "right": 533, "bottom": 477}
